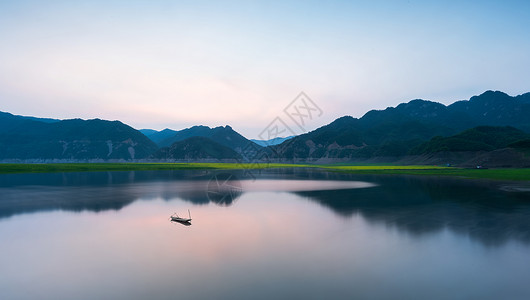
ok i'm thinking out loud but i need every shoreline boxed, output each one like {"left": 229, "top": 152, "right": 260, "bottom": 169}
{"left": 0, "top": 163, "right": 529, "bottom": 181}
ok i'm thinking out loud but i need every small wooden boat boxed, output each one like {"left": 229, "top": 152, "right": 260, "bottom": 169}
{"left": 169, "top": 209, "right": 192, "bottom": 223}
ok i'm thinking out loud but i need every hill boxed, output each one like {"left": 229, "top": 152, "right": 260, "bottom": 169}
{"left": 0, "top": 112, "right": 157, "bottom": 160}
{"left": 271, "top": 91, "right": 530, "bottom": 161}
{"left": 509, "top": 139, "right": 530, "bottom": 150}
{"left": 251, "top": 136, "right": 294, "bottom": 147}
{"left": 152, "top": 136, "right": 241, "bottom": 160}
{"left": 154, "top": 125, "right": 260, "bottom": 153}
{"left": 449, "top": 91, "right": 530, "bottom": 132}
{"left": 411, "top": 126, "right": 530, "bottom": 154}
{"left": 2, "top": 90, "right": 530, "bottom": 163}
{"left": 140, "top": 128, "right": 177, "bottom": 145}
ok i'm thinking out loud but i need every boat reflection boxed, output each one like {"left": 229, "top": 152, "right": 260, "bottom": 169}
{"left": 170, "top": 219, "right": 192, "bottom": 227}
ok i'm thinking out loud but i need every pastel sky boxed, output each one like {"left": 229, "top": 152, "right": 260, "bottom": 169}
{"left": 0, "top": 0, "right": 529, "bottom": 138}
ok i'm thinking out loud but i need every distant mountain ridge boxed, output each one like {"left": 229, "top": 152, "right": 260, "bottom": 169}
{"left": 143, "top": 125, "right": 260, "bottom": 153}
{"left": 2, "top": 90, "right": 530, "bottom": 164}
{"left": 0, "top": 112, "right": 157, "bottom": 160}
{"left": 251, "top": 136, "right": 294, "bottom": 147}
{"left": 449, "top": 91, "right": 530, "bottom": 131}
{"left": 271, "top": 90, "right": 530, "bottom": 161}
{"left": 152, "top": 136, "right": 240, "bottom": 160}
{"left": 411, "top": 126, "right": 530, "bottom": 154}
{"left": 140, "top": 128, "right": 177, "bottom": 145}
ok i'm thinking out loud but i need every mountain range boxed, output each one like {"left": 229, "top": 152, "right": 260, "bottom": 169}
{"left": 151, "top": 136, "right": 241, "bottom": 161}
{"left": 269, "top": 91, "right": 530, "bottom": 163}
{"left": 0, "top": 111, "right": 157, "bottom": 161}
{"left": 142, "top": 125, "right": 255, "bottom": 152}
{"left": 1, "top": 90, "right": 529, "bottom": 165}
{"left": 411, "top": 126, "right": 529, "bottom": 154}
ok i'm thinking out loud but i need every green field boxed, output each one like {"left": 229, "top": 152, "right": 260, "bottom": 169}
{"left": 0, "top": 163, "right": 529, "bottom": 181}
{"left": 320, "top": 165, "right": 530, "bottom": 181}
{"left": 0, "top": 163, "right": 312, "bottom": 173}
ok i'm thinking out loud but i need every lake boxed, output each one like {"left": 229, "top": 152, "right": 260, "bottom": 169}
{"left": 1, "top": 168, "right": 530, "bottom": 300}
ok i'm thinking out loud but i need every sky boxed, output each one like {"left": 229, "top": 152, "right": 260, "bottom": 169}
{"left": 0, "top": 0, "right": 529, "bottom": 138}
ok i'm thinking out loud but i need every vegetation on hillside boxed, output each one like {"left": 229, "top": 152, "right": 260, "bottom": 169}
{"left": 0, "top": 113, "right": 157, "bottom": 160}
{"left": 272, "top": 91, "right": 530, "bottom": 160}
{"left": 152, "top": 137, "right": 242, "bottom": 160}
{"left": 411, "top": 126, "right": 529, "bottom": 154}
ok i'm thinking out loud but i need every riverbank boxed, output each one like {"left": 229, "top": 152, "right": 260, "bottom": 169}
{"left": 1, "top": 163, "right": 529, "bottom": 181}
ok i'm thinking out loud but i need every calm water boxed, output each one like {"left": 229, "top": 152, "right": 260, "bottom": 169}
{"left": 1, "top": 169, "right": 530, "bottom": 300}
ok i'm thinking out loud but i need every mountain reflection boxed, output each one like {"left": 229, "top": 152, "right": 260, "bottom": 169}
{"left": 1, "top": 169, "right": 529, "bottom": 247}
{"left": 0, "top": 170, "right": 223, "bottom": 218}
{"left": 295, "top": 175, "right": 530, "bottom": 247}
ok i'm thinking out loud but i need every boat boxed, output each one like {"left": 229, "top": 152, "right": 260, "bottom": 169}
{"left": 169, "top": 209, "right": 192, "bottom": 223}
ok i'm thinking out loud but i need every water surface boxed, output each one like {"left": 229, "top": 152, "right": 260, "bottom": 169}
{"left": 1, "top": 169, "right": 530, "bottom": 300}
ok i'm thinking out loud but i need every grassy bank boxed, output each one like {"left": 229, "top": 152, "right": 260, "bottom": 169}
{"left": 320, "top": 165, "right": 530, "bottom": 181}
{"left": 0, "top": 163, "right": 312, "bottom": 174}
{"left": 0, "top": 163, "right": 528, "bottom": 181}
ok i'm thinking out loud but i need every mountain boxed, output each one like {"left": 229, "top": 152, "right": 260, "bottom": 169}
{"left": 448, "top": 91, "right": 530, "bottom": 132}
{"left": 268, "top": 114, "right": 450, "bottom": 161}
{"left": 251, "top": 136, "right": 294, "bottom": 147}
{"left": 3, "top": 90, "right": 530, "bottom": 163}
{"left": 139, "top": 129, "right": 158, "bottom": 136}
{"left": 140, "top": 128, "right": 177, "bottom": 145}
{"left": 517, "top": 92, "right": 530, "bottom": 104}
{"left": 271, "top": 91, "right": 530, "bottom": 161}
{"left": 20, "top": 116, "right": 60, "bottom": 123}
{"left": 0, "top": 112, "right": 157, "bottom": 160}
{"left": 509, "top": 139, "right": 530, "bottom": 150}
{"left": 152, "top": 136, "right": 240, "bottom": 160}
{"left": 411, "top": 126, "right": 530, "bottom": 154}
{"left": 155, "top": 125, "right": 260, "bottom": 153}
